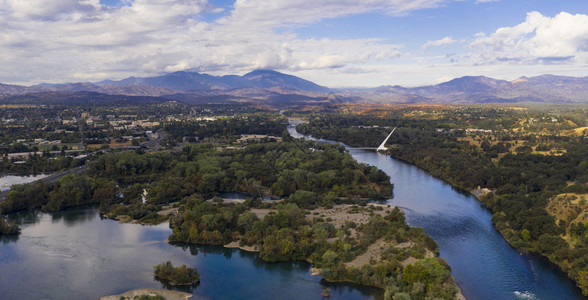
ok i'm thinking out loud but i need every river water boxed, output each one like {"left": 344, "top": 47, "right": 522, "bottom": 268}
{"left": 0, "top": 129, "right": 584, "bottom": 300}
{"left": 288, "top": 126, "right": 585, "bottom": 300}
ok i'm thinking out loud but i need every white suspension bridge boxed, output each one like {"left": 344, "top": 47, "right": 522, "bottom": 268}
{"left": 350, "top": 127, "right": 397, "bottom": 152}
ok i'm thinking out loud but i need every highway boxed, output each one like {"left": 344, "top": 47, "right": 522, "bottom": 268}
{"left": 0, "top": 129, "right": 166, "bottom": 203}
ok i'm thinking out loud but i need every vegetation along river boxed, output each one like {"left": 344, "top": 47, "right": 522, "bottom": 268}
{"left": 0, "top": 206, "right": 382, "bottom": 299}
{"left": 0, "top": 127, "right": 583, "bottom": 300}
{"left": 289, "top": 126, "right": 585, "bottom": 300}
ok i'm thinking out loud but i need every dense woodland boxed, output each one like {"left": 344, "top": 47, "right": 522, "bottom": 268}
{"left": 0, "top": 133, "right": 462, "bottom": 298}
{"left": 296, "top": 106, "right": 588, "bottom": 295}
{"left": 1, "top": 139, "right": 392, "bottom": 213}
{"left": 169, "top": 197, "right": 458, "bottom": 299}
{"left": 163, "top": 113, "right": 288, "bottom": 144}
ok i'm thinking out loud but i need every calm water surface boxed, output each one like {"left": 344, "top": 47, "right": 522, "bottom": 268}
{"left": 1, "top": 129, "right": 584, "bottom": 300}
{"left": 289, "top": 126, "right": 584, "bottom": 300}
{"left": 0, "top": 174, "right": 48, "bottom": 191}
{"left": 0, "top": 207, "right": 382, "bottom": 299}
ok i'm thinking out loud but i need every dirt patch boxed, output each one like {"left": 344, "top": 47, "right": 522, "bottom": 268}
{"left": 564, "top": 127, "right": 588, "bottom": 137}
{"left": 546, "top": 193, "right": 588, "bottom": 241}
{"left": 100, "top": 288, "right": 192, "bottom": 300}
{"left": 546, "top": 193, "right": 587, "bottom": 224}
{"left": 115, "top": 215, "right": 133, "bottom": 223}
{"left": 250, "top": 208, "right": 273, "bottom": 219}
{"left": 308, "top": 204, "right": 393, "bottom": 232}
{"left": 306, "top": 204, "right": 398, "bottom": 269}
{"left": 224, "top": 241, "right": 260, "bottom": 252}
{"left": 346, "top": 237, "right": 387, "bottom": 268}
{"left": 158, "top": 206, "right": 178, "bottom": 216}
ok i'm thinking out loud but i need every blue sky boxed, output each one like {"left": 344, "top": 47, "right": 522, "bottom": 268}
{"left": 1, "top": 0, "right": 588, "bottom": 87}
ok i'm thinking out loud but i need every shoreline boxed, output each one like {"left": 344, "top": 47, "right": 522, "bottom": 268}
{"left": 100, "top": 288, "right": 192, "bottom": 300}
{"left": 381, "top": 152, "right": 585, "bottom": 296}
{"left": 223, "top": 241, "right": 260, "bottom": 252}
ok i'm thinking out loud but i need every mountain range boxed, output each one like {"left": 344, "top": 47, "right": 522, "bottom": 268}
{"left": 1, "top": 70, "right": 587, "bottom": 106}
{"left": 342, "top": 75, "right": 588, "bottom": 104}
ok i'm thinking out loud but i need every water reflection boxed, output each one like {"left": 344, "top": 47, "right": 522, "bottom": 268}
{"left": 50, "top": 205, "right": 98, "bottom": 226}
{"left": 0, "top": 234, "right": 19, "bottom": 244}
{"left": 0, "top": 207, "right": 383, "bottom": 300}
{"left": 154, "top": 276, "right": 200, "bottom": 292}
{"left": 171, "top": 243, "right": 384, "bottom": 300}
{"left": 4, "top": 209, "right": 42, "bottom": 225}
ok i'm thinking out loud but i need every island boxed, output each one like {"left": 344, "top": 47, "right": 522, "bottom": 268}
{"left": 153, "top": 261, "right": 200, "bottom": 286}
{"left": 100, "top": 288, "right": 192, "bottom": 300}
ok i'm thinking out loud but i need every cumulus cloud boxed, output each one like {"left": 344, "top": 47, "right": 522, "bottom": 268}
{"left": 422, "top": 36, "right": 456, "bottom": 49}
{"left": 0, "top": 0, "right": 447, "bottom": 84}
{"left": 469, "top": 11, "right": 588, "bottom": 65}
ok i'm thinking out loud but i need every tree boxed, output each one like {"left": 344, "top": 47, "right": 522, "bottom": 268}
{"left": 521, "top": 229, "right": 531, "bottom": 242}
{"left": 153, "top": 261, "right": 200, "bottom": 285}
{"left": 0, "top": 218, "right": 20, "bottom": 235}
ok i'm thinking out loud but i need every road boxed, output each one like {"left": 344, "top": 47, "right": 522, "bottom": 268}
{"left": 0, "top": 164, "right": 89, "bottom": 202}
{"left": 0, "top": 130, "right": 167, "bottom": 203}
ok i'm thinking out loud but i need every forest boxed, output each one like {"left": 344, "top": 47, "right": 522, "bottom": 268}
{"left": 0, "top": 134, "right": 461, "bottom": 299}
{"left": 296, "top": 106, "right": 588, "bottom": 295}
{"left": 168, "top": 196, "right": 458, "bottom": 299}
{"left": 163, "top": 113, "right": 288, "bottom": 144}
{"left": 1, "top": 139, "right": 392, "bottom": 214}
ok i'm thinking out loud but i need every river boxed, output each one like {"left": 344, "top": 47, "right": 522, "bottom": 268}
{"left": 288, "top": 126, "right": 585, "bottom": 300}
{"left": 0, "top": 129, "right": 584, "bottom": 300}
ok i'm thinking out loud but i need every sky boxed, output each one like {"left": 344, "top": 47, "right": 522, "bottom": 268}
{"left": 1, "top": 0, "right": 587, "bottom": 87}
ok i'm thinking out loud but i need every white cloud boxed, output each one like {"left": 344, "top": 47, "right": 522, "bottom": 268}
{"left": 0, "top": 0, "right": 448, "bottom": 84}
{"left": 223, "top": 0, "right": 449, "bottom": 27}
{"left": 469, "top": 11, "right": 588, "bottom": 65}
{"left": 422, "top": 36, "right": 456, "bottom": 49}
{"left": 3, "top": 1, "right": 586, "bottom": 88}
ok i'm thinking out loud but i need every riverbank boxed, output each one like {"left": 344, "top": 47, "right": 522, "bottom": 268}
{"left": 197, "top": 200, "right": 460, "bottom": 299}
{"left": 100, "top": 288, "right": 192, "bottom": 300}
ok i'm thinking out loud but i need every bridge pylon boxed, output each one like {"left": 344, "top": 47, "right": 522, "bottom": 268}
{"left": 377, "top": 127, "right": 396, "bottom": 152}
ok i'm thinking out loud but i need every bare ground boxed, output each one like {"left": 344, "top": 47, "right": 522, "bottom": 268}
{"left": 100, "top": 288, "right": 192, "bottom": 300}
{"left": 345, "top": 237, "right": 387, "bottom": 268}
{"left": 224, "top": 241, "right": 260, "bottom": 252}
{"left": 308, "top": 203, "right": 394, "bottom": 237}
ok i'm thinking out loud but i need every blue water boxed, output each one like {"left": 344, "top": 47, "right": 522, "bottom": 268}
{"left": 288, "top": 126, "right": 584, "bottom": 300}
{"left": 351, "top": 151, "right": 584, "bottom": 300}
{"left": 0, "top": 207, "right": 382, "bottom": 299}
{"left": 0, "top": 128, "right": 584, "bottom": 300}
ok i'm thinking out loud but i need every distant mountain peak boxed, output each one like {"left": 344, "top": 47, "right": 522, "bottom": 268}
{"left": 2, "top": 72, "right": 588, "bottom": 105}
{"left": 244, "top": 69, "right": 282, "bottom": 76}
